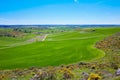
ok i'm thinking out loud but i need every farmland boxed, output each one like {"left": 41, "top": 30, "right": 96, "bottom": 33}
{"left": 0, "top": 27, "right": 120, "bottom": 70}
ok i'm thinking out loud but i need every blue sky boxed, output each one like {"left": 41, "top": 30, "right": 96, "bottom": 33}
{"left": 0, "top": 0, "right": 120, "bottom": 25}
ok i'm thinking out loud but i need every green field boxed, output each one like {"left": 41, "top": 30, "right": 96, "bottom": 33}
{"left": 0, "top": 27, "right": 120, "bottom": 69}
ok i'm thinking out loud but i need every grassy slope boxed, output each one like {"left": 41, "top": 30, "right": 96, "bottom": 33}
{"left": 0, "top": 28, "right": 44, "bottom": 47}
{"left": 0, "top": 27, "right": 120, "bottom": 69}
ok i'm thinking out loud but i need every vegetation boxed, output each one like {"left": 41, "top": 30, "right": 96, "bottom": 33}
{"left": 0, "top": 27, "right": 120, "bottom": 69}
{"left": 0, "top": 26, "right": 120, "bottom": 80}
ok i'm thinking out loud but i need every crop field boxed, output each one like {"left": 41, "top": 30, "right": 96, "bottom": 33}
{"left": 0, "top": 27, "right": 120, "bottom": 69}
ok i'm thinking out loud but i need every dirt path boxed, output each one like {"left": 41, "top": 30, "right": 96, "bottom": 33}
{"left": 0, "top": 34, "right": 48, "bottom": 49}
{"left": 27, "top": 34, "right": 48, "bottom": 42}
{"left": 41, "top": 34, "right": 48, "bottom": 41}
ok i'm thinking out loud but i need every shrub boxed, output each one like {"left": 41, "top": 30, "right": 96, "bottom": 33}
{"left": 60, "top": 67, "right": 74, "bottom": 80}
{"left": 87, "top": 73, "right": 101, "bottom": 80}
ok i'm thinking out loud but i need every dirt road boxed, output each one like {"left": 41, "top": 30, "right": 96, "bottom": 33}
{"left": 0, "top": 34, "right": 48, "bottom": 49}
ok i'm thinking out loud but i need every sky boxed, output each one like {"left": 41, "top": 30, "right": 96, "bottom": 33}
{"left": 0, "top": 0, "right": 120, "bottom": 25}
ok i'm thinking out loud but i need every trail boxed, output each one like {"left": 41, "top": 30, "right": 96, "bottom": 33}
{"left": 26, "top": 34, "right": 48, "bottom": 42}
{"left": 0, "top": 34, "right": 48, "bottom": 49}
{"left": 41, "top": 34, "right": 48, "bottom": 41}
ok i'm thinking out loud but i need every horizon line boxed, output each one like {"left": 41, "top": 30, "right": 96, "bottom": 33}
{"left": 0, "top": 24, "right": 120, "bottom": 25}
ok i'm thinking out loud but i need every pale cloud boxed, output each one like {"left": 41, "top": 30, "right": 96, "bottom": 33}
{"left": 0, "top": 18, "right": 10, "bottom": 21}
{"left": 74, "top": 0, "right": 79, "bottom": 3}
{"left": 0, "top": 18, "right": 18, "bottom": 25}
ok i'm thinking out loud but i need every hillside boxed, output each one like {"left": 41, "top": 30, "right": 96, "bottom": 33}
{"left": 96, "top": 32, "right": 120, "bottom": 52}
{"left": 1, "top": 28, "right": 120, "bottom": 69}
{"left": 0, "top": 27, "right": 120, "bottom": 80}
